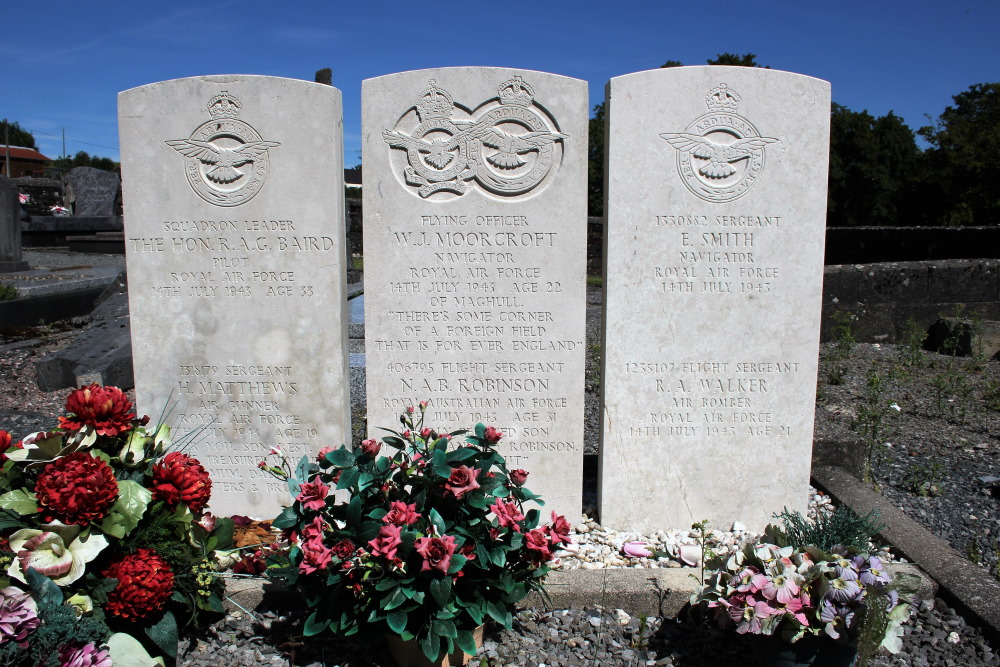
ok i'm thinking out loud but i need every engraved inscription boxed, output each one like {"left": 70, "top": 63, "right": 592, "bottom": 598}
{"left": 384, "top": 78, "right": 566, "bottom": 200}
{"left": 659, "top": 84, "right": 778, "bottom": 203}
{"left": 166, "top": 92, "right": 281, "bottom": 207}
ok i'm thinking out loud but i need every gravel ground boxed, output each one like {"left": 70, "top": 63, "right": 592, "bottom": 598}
{"left": 2, "top": 250, "right": 999, "bottom": 665}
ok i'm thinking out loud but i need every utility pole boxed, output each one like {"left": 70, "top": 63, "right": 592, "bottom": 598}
{"left": 62, "top": 128, "right": 66, "bottom": 159}
{"left": 3, "top": 119, "right": 10, "bottom": 177}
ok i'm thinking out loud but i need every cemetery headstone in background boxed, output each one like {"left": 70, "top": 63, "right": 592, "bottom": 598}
{"left": 363, "top": 68, "right": 588, "bottom": 520}
{"left": 62, "top": 166, "right": 121, "bottom": 216}
{"left": 119, "top": 75, "right": 351, "bottom": 517}
{"left": 600, "top": 67, "right": 831, "bottom": 532}
{"left": 0, "top": 176, "right": 29, "bottom": 271}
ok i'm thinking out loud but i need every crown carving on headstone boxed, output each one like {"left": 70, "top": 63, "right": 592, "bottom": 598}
{"left": 498, "top": 76, "right": 534, "bottom": 107}
{"left": 207, "top": 91, "right": 242, "bottom": 119}
{"left": 705, "top": 83, "right": 741, "bottom": 111}
{"left": 415, "top": 80, "right": 454, "bottom": 121}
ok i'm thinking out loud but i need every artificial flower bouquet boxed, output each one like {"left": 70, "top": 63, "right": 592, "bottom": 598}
{"left": 0, "top": 384, "right": 233, "bottom": 665}
{"left": 261, "top": 403, "right": 569, "bottom": 663}
{"left": 694, "top": 523, "right": 918, "bottom": 663}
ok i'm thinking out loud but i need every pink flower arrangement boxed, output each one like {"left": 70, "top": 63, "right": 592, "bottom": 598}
{"left": 264, "top": 407, "right": 567, "bottom": 663}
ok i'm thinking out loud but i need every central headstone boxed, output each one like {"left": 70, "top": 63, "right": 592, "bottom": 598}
{"left": 600, "top": 67, "right": 831, "bottom": 532}
{"left": 119, "top": 75, "right": 351, "bottom": 517}
{"left": 363, "top": 68, "right": 587, "bottom": 521}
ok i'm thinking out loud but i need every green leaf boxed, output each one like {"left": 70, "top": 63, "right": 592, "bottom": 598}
{"left": 466, "top": 494, "right": 488, "bottom": 510}
{"left": 420, "top": 630, "right": 441, "bottom": 663}
{"left": 430, "top": 576, "right": 452, "bottom": 607}
{"left": 429, "top": 508, "right": 446, "bottom": 534}
{"left": 474, "top": 423, "right": 486, "bottom": 439}
{"left": 0, "top": 509, "right": 27, "bottom": 532}
{"left": 456, "top": 629, "right": 478, "bottom": 656}
{"left": 272, "top": 506, "right": 299, "bottom": 530}
{"left": 489, "top": 548, "right": 507, "bottom": 568}
{"left": 387, "top": 610, "right": 407, "bottom": 634}
{"left": 445, "top": 448, "right": 477, "bottom": 463}
{"left": 0, "top": 489, "right": 37, "bottom": 515}
{"left": 347, "top": 495, "right": 362, "bottom": 525}
{"left": 209, "top": 516, "right": 235, "bottom": 550}
{"left": 375, "top": 578, "right": 399, "bottom": 592}
{"left": 486, "top": 601, "right": 512, "bottom": 629}
{"left": 25, "top": 567, "right": 62, "bottom": 606}
{"left": 465, "top": 603, "right": 484, "bottom": 627}
{"left": 145, "top": 610, "right": 179, "bottom": 658}
{"left": 294, "top": 455, "right": 313, "bottom": 483}
{"left": 357, "top": 472, "right": 375, "bottom": 492}
{"left": 304, "top": 610, "right": 331, "bottom": 636}
{"left": 337, "top": 467, "right": 361, "bottom": 490}
{"left": 447, "top": 554, "right": 467, "bottom": 575}
{"left": 330, "top": 447, "right": 356, "bottom": 467}
{"left": 433, "top": 618, "right": 457, "bottom": 639}
{"left": 384, "top": 587, "right": 407, "bottom": 611}
{"left": 100, "top": 480, "right": 152, "bottom": 538}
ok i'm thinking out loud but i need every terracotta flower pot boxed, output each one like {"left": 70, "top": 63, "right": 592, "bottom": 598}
{"left": 385, "top": 625, "right": 484, "bottom": 667}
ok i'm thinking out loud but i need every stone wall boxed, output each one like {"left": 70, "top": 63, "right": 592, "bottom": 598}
{"left": 821, "top": 259, "right": 1000, "bottom": 342}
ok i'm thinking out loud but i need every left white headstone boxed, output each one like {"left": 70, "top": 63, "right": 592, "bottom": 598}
{"left": 119, "top": 75, "right": 351, "bottom": 517}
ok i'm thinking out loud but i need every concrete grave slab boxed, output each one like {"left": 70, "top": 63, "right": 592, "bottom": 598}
{"left": 119, "top": 75, "right": 351, "bottom": 517}
{"left": 600, "top": 67, "right": 830, "bottom": 532}
{"left": 362, "top": 68, "right": 588, "bottom": 521}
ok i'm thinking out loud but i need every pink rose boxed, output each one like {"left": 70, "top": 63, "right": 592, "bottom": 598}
{"left": 360, "top": 439, "right": 381, "bottom": 457}
{"left": 296, "top": 477, "right": 329, "bottom": 511}
{"left": 383, "top": 500, "right": 420, "bottom": 526}
{"left": 445, "top": 465, "right": 481, "bottom": 499}
{"left": 415, "top": 535, "right": 457, "bottom": 574}
{"left": 299, "top": 538, "right": 333, "bottom": 574}
{"left": 331, "top": 538, "right": 356, "bottom": 560}
{"left": 368, "top": 524, "right": 403, "bottom": 561}
{"left": 549, "top": 512, "right": 571, "bottom": 545}
{"left": 317, "top": 446, "right": 335, "bottom": 463}
{"left": 299, "top": 515, "right": 327, "bottom": 544}
{"left": 483, "top": 426, "right": 503, "bottom": 444}
{"left": 525, "top": 527, "right": 552, "bottom": 562}
{"left": 489, "top": 498, "right": 525, "bottom": 532}
{"left": 509, "top": 469, "right": 529, "bottom": 486}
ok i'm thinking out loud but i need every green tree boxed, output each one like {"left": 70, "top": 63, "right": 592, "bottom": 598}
{"left": 2, "top": 120, "right": 37, "bottom": 149}
{"left": 49, "top": 151, "right": 120, "bottom": 173}
{"left": 918, "top": 83, "right": 1000, "bottom": 226}
{"left": 706, "top": 53, "right": 767, "bottom": 68}
{"left": 827, "top": 104, "right": 923, "bottom": 227}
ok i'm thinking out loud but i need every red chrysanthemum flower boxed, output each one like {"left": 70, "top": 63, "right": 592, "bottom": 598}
{"left": 103, "top": 549, "right": 174, "bottom": 621}
{"left": 58, "top": 384, "right": 136, "bottom": 436}
{"left": 35, "top": 452, "right": 118, "bottom": 525}
{"left": 152, "top": 452, "right": 212, "bottom": 513}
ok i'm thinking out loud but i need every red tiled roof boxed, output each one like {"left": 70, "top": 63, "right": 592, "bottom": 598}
{"left": 1, "top": 146, "right": 51, "bottom": 161}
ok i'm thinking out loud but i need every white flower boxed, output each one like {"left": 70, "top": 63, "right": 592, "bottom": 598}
{"left": 7, "top": 525, "right": 108, "bottom": 586}
{"left": 889, "top": 402, "right": 901, "bottom": 412}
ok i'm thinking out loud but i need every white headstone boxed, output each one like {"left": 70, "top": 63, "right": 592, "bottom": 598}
{"left": 119, "top": 75, "right": 351, "bottom": 517}
{"left": 363, "top": 68, "right": 588, "bottom": 521}
{"left": 600, "top": 67, "right": 831, "bottom": 532}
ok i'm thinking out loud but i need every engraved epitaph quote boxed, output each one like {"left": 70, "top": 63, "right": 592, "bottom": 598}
{"left": 364, "top": 69, "right": 588, "bottom": 521}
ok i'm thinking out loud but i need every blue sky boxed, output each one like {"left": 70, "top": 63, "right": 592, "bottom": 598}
{"left": 4, "top": 0, "right": 998, "bottom": 164}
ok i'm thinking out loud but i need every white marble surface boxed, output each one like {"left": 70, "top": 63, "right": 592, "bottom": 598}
{"left": 600, "top": 66, "right": 831, "bottom": 532}
{"left": 119, "top": 75, "right": 351, "bottom": 517}
{"left": 362, "top": 68, "right": 588, "bottom": 521}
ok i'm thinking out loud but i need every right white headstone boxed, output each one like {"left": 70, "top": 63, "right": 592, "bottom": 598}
{"left": 600, "top": 67, "right": 830, "bottom": 532}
